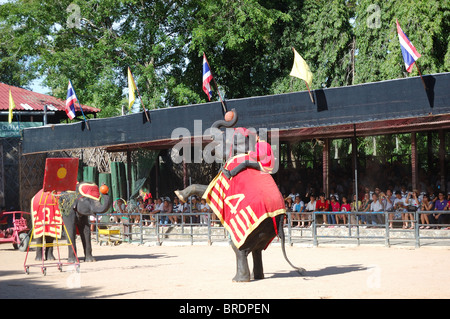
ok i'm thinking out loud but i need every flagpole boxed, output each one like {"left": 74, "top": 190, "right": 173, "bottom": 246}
{"left": 204, "top": 53, "right": 227, "bottom": 113}
{"left": 304, "top": 81, "right": 315, "bottom": 104}
{"left": 414, "top": 61, "right": 427, "bottom": 91}
{"left": 129, "top": 67, "right": 150, "bottom": 122}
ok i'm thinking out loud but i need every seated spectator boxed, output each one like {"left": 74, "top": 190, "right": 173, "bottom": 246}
{"left": 134, "top": 196, "right": 145, "bottom": 224}
{"left": 393, "top": 191, "right": 408, "bottom": 229}
{"left": 113, "top": 198, "right": 127, "bottom": 223}
{"left": 292, "top": 195, "right": 305, "bottom": 227}
{"left": 163, "top": 198, "right": 175, "bottom": 225}
{"left": 406, "top": 190, "right": 420, "bottom": 229}
{"left": 150, "top": 197, "right": 163, "bottom": 227}
{"left": 200, "top": 198, "right": 211, "bottom": 225}
{"left": 303, "top": 194, "right": 316, "bottom": 228}
{"left": 350, "top": 194, "right": 361, "bottom": 226}
{"left": 432, "top": 191, "right": 447, "bottom": 228}
{"left": 360, "top": 193, "right": 371, "bottom": 226}
{"left": 338, "top": 195, "right": 351, "bottom": 225}
{"left": 369, "top": 193, "right": 383, "bottom": 226}
{"left": 381, "top": 189, "right": 395, "bottom": 228}
{"left": 285, "top": 196, "right": 294, "bottom": 212}
{"left": 190, "top": 196, "right": 201, "bottom": 224}
{"left": 316, "top": 193, "right": 330, "bottom": 226}
{"left": 419, "top": 194, "right": 433, "bottom": 229}
{"left": 142, "top": 197, "right": 154, "bottom": 226}
{"left": 172, "top": 197, "right": 182, "bottom": 216}
{"left": 328, "top": 195, "right": 339, "bottom": 226}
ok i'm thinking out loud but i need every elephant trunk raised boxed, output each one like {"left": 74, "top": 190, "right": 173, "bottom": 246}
{"left": 74, "top": 194, "right": 111, "bottom": 216}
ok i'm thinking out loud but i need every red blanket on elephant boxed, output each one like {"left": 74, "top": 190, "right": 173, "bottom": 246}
{"left": 203, "top": 154, "right": 285, "bottom": 249}
{"left": 31, "top": 189, "right": 63, "bottom": 239}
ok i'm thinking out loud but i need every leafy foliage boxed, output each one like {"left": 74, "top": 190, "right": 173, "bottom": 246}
{"left": 0, "top": 0, "right": 448, "bottom": 119}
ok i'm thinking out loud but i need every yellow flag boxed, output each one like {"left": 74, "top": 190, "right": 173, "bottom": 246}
{"left": 128, "top": 67, "right": 137, "bottom": 110}
{"left": 8, "top": 89, "right": 16, "bottom": 123}
{"left": 289, "top": 48, "right": 313, "bottom": 87}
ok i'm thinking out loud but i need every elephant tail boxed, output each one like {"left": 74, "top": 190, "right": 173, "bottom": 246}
{"left": 277, "top": 215, "right": 306, "bottom": 276}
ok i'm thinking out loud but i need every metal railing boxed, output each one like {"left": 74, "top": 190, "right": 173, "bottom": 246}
{"left": 91, "top": 210, "right": 450, "bottom": 248}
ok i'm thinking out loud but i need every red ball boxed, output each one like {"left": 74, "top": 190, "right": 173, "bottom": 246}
{"left": 224, "top": 111, "right": 234, "bottom": 122}
{"left": 99, "top": 184, "right": 109, "bottom": 195}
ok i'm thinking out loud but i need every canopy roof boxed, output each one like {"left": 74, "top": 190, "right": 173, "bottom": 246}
{"left": 21, "top": 72, "right": 450, "bottom": 155}
{"left": 0, "top": 82, "right": 100, "bottom": 122}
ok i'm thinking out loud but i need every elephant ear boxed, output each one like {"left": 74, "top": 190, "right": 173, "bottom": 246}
{"left": 78, "top": 183, "right": 101, "bottom": 201}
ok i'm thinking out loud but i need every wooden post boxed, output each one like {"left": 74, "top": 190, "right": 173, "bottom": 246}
{"left": 126, "top": 150, "right": 132, "bottom": 201}
{"left": 439, "top": 130, "right": 446, "bottom": 192}
{"left": 411, "top": 132, "right": 418, "bottom": 191}
{"left": 323, "top": 138, "right": 330, "bottom": 197}
{"left": 154, "top": 152, "right": 160, "bottom": 199}
{"left": 352, "top": 124, "right": 359, "bottom": 206}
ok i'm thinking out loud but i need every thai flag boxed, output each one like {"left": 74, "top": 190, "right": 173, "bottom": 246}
{"left": 65, "top": 80, "right": 77, "bottom": 120}
{"left": 202, "top": 53, "right": 213, "bottom": 100}
{"left": 396, "top": 19, "right": 421, "bottom": 73}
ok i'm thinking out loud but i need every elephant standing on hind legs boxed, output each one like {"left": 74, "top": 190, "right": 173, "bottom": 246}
{"left": 175, "top": 109, "right": 305, "bottom": 282}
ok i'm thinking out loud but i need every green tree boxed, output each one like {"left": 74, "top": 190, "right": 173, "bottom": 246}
{"left": 353, "top": 0, "right": 450, "bottom": 84}
{"left": 0, "top": 0, "right": 195, "bottom": 116}
{"left": 0, "top": 0, "right": 448, "bottom": 120}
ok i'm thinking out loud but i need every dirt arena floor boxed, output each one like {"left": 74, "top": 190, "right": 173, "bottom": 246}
{"left": 1, "top": 239, "right": 449, "bottom": 300}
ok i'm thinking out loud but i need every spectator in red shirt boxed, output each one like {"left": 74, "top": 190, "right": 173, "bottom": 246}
{"left": 329, "top": 195, "right": 340, "bottom": 226}
{"left": 316, "top": 193, "right": 330, "bottom": 226}
{"left": 338, "top": 195, "right": 351, "bottom": 225}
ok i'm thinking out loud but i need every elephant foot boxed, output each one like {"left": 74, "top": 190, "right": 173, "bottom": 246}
{"left": 232, "top": 268, "right": 251, "bottom": 282}
{"left": 252, "top": 272, "right": 265, "bottom": 280}
{"left": 46, "top": 254, "right": 56, "bottom": 261}
{"left": 232, "top": 274, "right": 250, "bottom": 283}
{"left": 67, "top": 257, "right": 78, "bottom": 264}
{"left": 174, "top": 190, "right": 186, "bottom": 203}
{"left": 85, "top": 256, "right": 96, "bottom": 262}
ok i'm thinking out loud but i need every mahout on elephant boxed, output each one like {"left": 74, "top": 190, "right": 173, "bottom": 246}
{"left": 175, "top": 109, "right": 305, "bottom": 282}
{"left": 32, "top": 182, "right": 111, "bottom": 263}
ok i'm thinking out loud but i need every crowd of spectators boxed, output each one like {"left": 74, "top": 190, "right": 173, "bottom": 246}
{"left": 283, "top": 185, "right": 450, "bottom": 229}
{"left": 105, "top": 172, "right": 450, "bottom": 231}
{"left": 111, "top": 190, "right": 215, "bottom": 227}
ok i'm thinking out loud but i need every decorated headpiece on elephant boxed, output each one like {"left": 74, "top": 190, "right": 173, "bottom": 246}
{"left": 175, "top": 109, "right": 304, "bottom": 282}
{"left": 31, "top": 182, "right": 111, "bottom": 263}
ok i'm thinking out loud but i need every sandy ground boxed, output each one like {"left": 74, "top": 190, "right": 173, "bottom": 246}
{"left": 0, "top": 238, "right": 449, "bottom": 300}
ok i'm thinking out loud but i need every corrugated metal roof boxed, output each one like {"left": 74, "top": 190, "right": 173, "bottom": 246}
{"left": 0, "top": 82, "right": 100, "bottom": 113}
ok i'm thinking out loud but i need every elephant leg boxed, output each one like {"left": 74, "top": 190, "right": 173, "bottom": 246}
{"left": 252, "top": 249, "right": 264, "bottom": 280}
{"left": 63, "top": 214, "right": 78, "bottom": 263}
{"left": 231, "top": 242, "right": 251, "bottom": 282}
{"left": 35, "top": 237, "right": 44, "bottom": 261}
{"left": 174, "top": 184, "right": 208, "bottom": 203}
{"left": 78, "top": 215, "right": 95, "bottom": 262}
{"left": 35, "top": 236, "right": 55, "bottom": 261}
{"left": 45, "top": 237, "right": 55, "bottom": 261}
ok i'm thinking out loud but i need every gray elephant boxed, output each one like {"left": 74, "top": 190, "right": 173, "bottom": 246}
{"left": 33, "top": 182, "right": 111, "bottom": 263}
{"left": 175, "top": 109, "right": 305, "bottom": 282}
